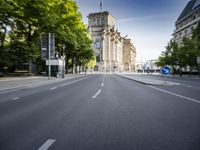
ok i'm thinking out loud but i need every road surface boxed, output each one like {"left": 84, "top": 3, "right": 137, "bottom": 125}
{"left": 0, "top": 74, "right": 199, "bottom": 150}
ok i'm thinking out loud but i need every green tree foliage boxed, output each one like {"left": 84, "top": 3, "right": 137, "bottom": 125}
{"left": 178, "top": 37, "right": 198, "bottom": 69}
{"left": 0, "top": 0, "right": 94, "bottom": 74}
{"left": 85, "top": 56, "right": 96, "bottom": 70}
{"left": 157, "top": 24, "right": 200, "bottom": 75}
{"left": 193, "top": 23, "right": 200, "bottom": 55}
{"left": 156, "top": 40, "right": 179, "bottom": 74}
{"left": 0, "top": 0, "right": 16, "bottom": 71}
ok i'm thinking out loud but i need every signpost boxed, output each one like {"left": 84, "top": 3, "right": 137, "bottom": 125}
{"left": 161, "top": 65, "right": 171, "bottom": 84}
{"left": 41, "top": 33, "right": 55, "bottom": 79}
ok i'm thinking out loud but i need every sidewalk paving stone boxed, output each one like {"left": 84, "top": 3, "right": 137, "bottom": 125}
{"left": 115, "top": 74, "right": 181, "bottom": 86}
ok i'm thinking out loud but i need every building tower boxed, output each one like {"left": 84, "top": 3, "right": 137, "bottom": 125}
{"left": 88, "top": 11, "right": 124, "bottom": 72}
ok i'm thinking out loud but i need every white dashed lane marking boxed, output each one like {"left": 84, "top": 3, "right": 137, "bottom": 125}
{"left": 38, "top": 139, "right": 56, "bottom": 150}
{"left": 59, "top": 77, "right": 88, "bottom": 87}
{"left": 92, "top": 89, "right": 102, "bottom": 99}
{"left": 49, "top": 87, "right": 57, "bottom": 91}
{"left": 12, "top": 97, "right": 20, "bottom": 100}
{"left": 101, "top": 82, "right": 104, "bottom": 88}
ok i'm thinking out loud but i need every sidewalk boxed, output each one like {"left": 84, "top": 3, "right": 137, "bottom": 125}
{"left": 149, "top": 73, "right": 200, "bottom": 80}
{"left": 115, "top": 74, "right": 181, "bottom": 86}
{"left": 0, "top": 74, "right": 85, "bottom": 91}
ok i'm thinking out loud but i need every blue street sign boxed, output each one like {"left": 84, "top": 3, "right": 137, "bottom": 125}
{"left": 161, "top": 66, "right": 171, "bottom": 75}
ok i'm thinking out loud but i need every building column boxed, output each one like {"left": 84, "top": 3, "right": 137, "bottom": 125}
{"left": 106, "top": 32, "right": 111, "bottom": 72}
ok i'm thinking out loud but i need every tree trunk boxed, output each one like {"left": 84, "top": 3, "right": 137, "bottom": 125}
{"left": 71, "top": 56, "right": 74, "bottom": 74}
{"left": 65, "top": 57, "right": 68, "bottom": 74}
{"left": 179, "top": 67, "right": 182, "bottom": 77}
{"left": 28, "top": 26, "right": 33, "bottom": 75}
{"left": 172, "top": 67, "right": 176, "bottom": 76}
{"left": 29, "top": 58, "right": 32, "bottom": 75}
{"left": 189, "top": 66, "right": 192, "bottom": 77}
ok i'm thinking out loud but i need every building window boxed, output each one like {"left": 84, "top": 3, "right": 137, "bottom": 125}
{"left": 101, "top": 50, "right": 103, "bottom": 60}
{"left": 191, "top": 26, "right": 194, "bottom": 32}
{"left": 179, "top": 32, "right": 182, "bottom": 38}
{"left": 96, "top": 53, "right": 100, "bottom": 62}
{"left": 102, "top": 18, "right": 104, "bottom": 25}
{"left": 97, "top": 19, "right": 100, "bottom": 25}
{"left": 185, "top": 29, "right": 187, "bottom": 35}
{"left": 94, "top": 41, "right": 101, "bottom": 49}
{"left": 175, "top": 35, "right": 177, "bottom": 40}
{"left": 92, "top": 19, "right": 96, "bottom": 25}
{"left": 89, "top": 20, "right": 92, "bottom": 25}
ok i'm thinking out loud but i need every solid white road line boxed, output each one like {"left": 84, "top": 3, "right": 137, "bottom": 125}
{"left": 12, "top": 97, "right": 20, "bottom": 100}
{"left": 38, "top": 139, "right": 56, "bottom": 150}
{"left": 92, "top": 89, "right": 102, "bottom": 99}
{"left": 101, "top": 82, "right": 104, "bottom": 88}
{"left": 148, "top": 85, "right": 200, "bottom": 104}
{"left": 59, "top": 77, "right": 88, "bottom": 87}
{"left": 49, "top": 87, "right": 57, "bottom": 91}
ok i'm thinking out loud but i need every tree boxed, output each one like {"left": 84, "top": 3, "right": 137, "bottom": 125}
{"left": 177, "top": 37, "right": 198, "bottom": 74}
{"left": 0, "top": 0, "right": 16, "bottom": 71}
{"left": 193, "top": 23, "right": 200, "bottom": 56}
{"left": 0, "top": 0, "right": 94, "bottom": 75}
{"left": 156, "top": 40, "right": 179, "bottom": 74}
{"left": 85, "top": 56, "right": 96, "bottom": 70}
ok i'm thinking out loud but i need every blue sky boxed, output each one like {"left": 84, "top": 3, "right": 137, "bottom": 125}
{"left": 75, "top": 0, "right": 189, "bottom": 62}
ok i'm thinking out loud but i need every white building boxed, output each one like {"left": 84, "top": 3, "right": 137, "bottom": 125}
{"left": 88, "top": 11, "right": 136, "bottom": 72}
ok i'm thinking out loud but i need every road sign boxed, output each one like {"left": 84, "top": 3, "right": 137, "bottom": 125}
{"left": 41, "top": 33, "right": 55, "bottom": 60}
{"left": 161, "top": 66, "right": 171, "bottom": 75}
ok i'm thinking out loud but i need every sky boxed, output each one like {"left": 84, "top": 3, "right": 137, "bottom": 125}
{"left": 75, "top": 0, "right": 189, "bottom": 63}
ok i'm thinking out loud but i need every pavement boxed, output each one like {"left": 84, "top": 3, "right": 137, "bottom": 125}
{"left": 115, "top": 73, "right": 181, "bottom": 86}
{"left": 0, "top": 74, "right": 84, "bottom": 93}
{"left": 0, "top": 74, "right": 200, "bottom": 150}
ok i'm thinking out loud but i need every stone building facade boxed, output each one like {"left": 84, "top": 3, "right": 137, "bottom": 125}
{"left": 123, "top": 39, "right": 136, "bottom": 72}
{"left": 88, "top": 11, "right": 136, "bottom": 72}
{"left": 173, "top": 0, "right": 200, "bottom": 44}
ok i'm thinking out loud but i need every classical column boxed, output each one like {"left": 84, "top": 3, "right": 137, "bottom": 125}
{"left": 105, "top": 31, "right": 111, "bottom": 72}
{"left": 102, "top": 36, "right": 107, "bottom": 72}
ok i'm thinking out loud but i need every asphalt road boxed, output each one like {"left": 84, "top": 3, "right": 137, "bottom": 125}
{"left": 0, "top": 74, "right": 199, "bottom": 150}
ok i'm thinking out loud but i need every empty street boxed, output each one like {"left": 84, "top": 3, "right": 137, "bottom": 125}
{"left": 0, "top": 74, "right": 200, "bottom": 150}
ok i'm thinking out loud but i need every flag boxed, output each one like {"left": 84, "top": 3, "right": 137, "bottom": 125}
{"left": 100, "top": 1, "right": 102, "bottom": 11}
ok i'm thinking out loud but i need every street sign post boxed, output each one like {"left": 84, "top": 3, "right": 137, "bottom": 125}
{"left": 41, "top": 33, "right": 55, "bottom": 79}
{"left": 161, "top": 65, "right": 171, "bottom": 84}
